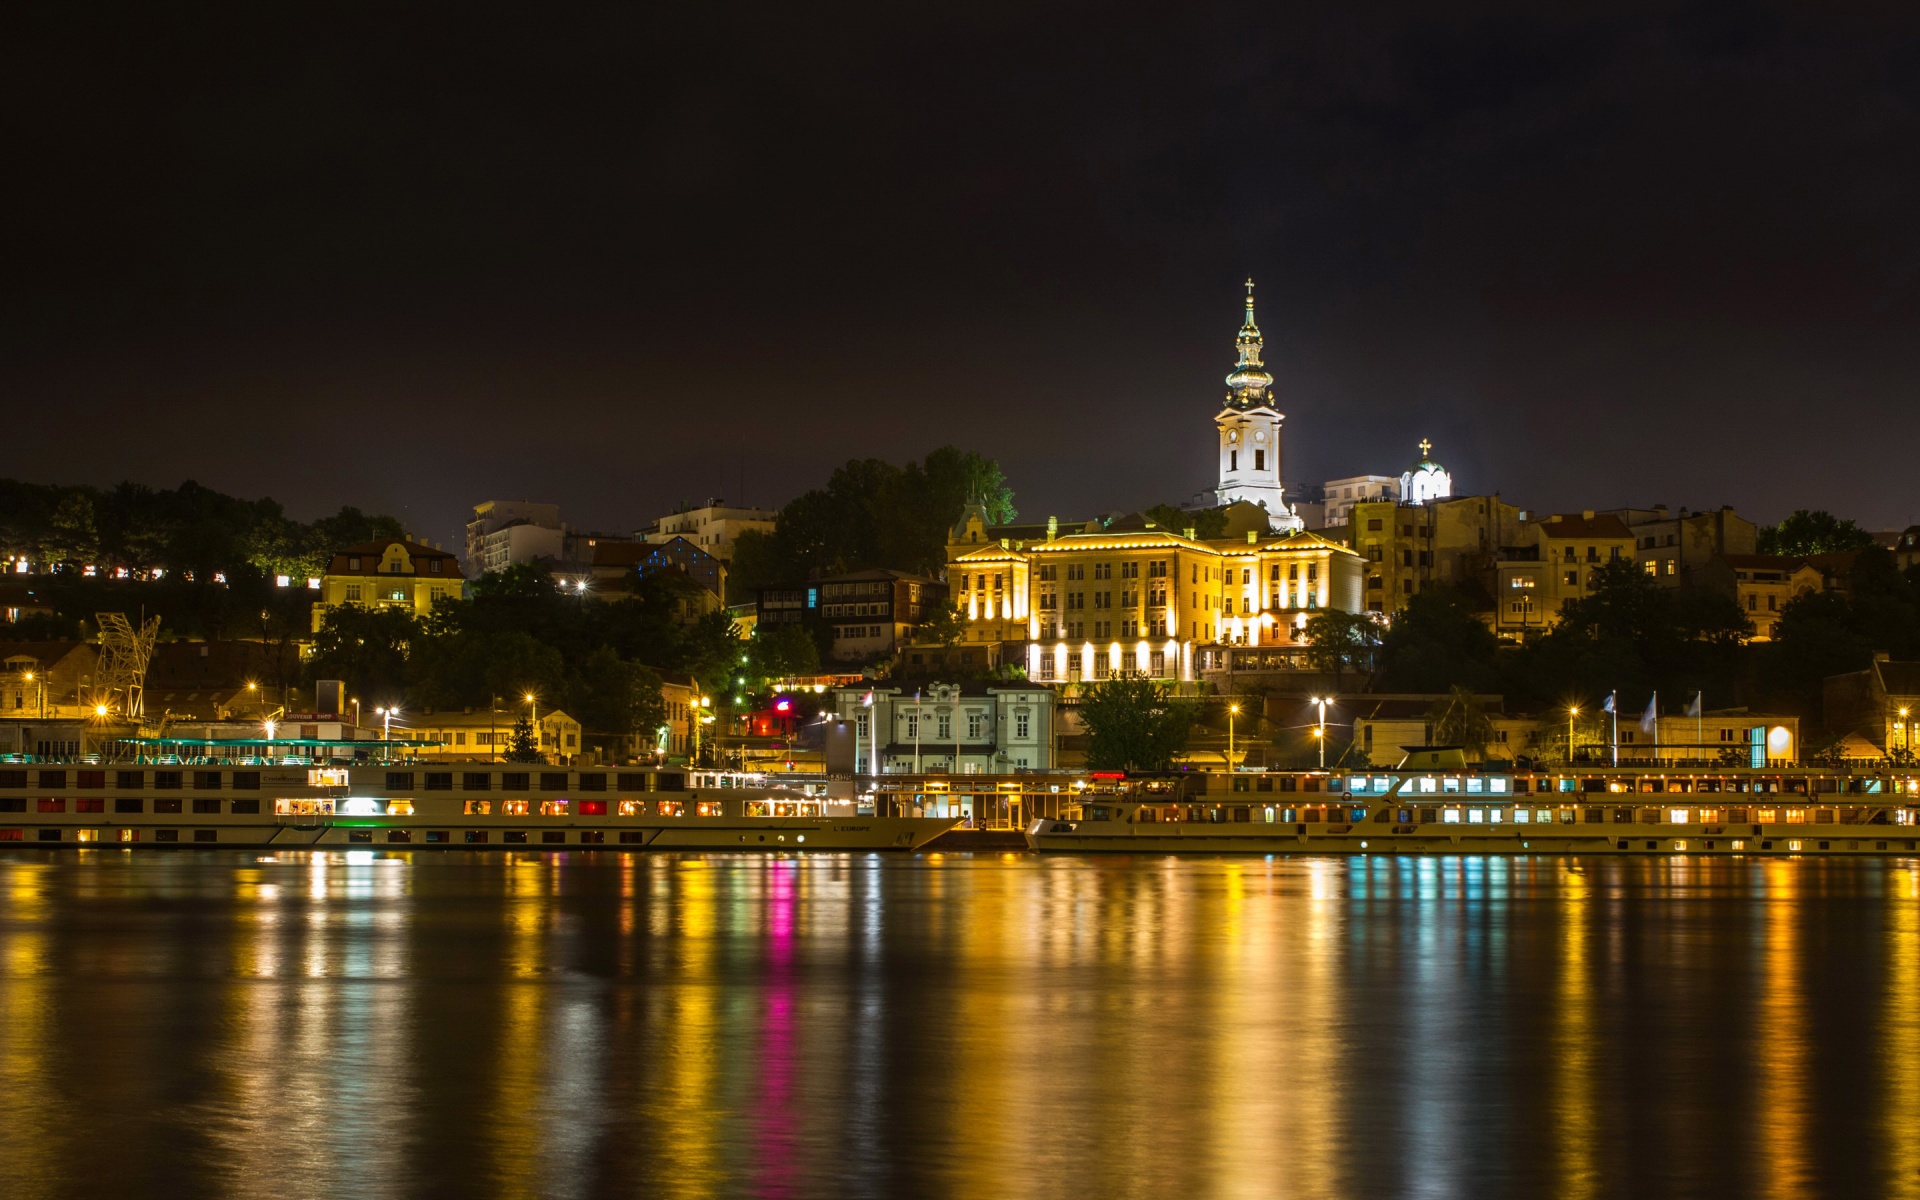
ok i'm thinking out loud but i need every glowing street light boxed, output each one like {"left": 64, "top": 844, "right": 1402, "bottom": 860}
{"left": 264, "top": 719, "right": 277, "bottom": 762}
{"left": 1228, "top": 701, "right": 1241, "bottom": 771}
{"left": 1568, "top": 705, "right": 1580, "bottom": 765}
{"left": 1309, "top": 696, "right": 1332, "bottom": 769}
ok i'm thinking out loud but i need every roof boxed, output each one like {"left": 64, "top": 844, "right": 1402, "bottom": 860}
{"left": 146, "top": 641, "right": 299, "bottom": 690}
{"left": 836, "top": 679, "right": 1054, "bottom": 697}
{"left": 1719, "top": 554, "right": 1814, "bottom": 571}
{"left": 1537, "top": 513, "right": 1633, "bottom": 540}
{"left": 819, "top": 568, "right": 940, "bottom": 585}
{"left": 408, "top": 708, "right": 576, "bottom": 728}
{"left": 0, "top": 641, "right": 96, "bottom": 668}
{"left": 326, "top": 538, "right": 464, "bottom": 578}
{"left": 1878, "top": 660, "right": 1920, "bottom": 698}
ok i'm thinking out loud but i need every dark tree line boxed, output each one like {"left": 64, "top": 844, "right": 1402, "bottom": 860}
{"left": 1372, "top": 550, "right": 1920, "bottom": 738}
{"left": 0, "top": 478, "right": 404, "bottom": 581}
{"left": 727, "top": 447, "right": 1014, "bottom": 597}
{"left": 305, "top": 564, "right": 821, "bottom": 758}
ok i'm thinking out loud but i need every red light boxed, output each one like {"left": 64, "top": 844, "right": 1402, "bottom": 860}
{"left": 774, "top": 698, "right": 792, "bottom": 712}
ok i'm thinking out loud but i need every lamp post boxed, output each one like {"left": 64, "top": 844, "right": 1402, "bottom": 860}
{"left": 1568, "top": 705, "right": 1580, "bottom": 765}
{"left": 1228, "top": 702, "right": 1240, "bottom": 771}
{"left": 1310, "top": 696, "right": 1330, "bottom": 770}
{"left": 1902, "top": 707, "right": 1912, "bottom": 757}
{"left": 264, "top": 719, "right": 276, "bottom": 763}
{"left": 525, "top": 693, "right": 538, "bottom": 760}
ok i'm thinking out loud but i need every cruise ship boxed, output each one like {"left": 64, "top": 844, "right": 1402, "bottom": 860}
{"left": 0, "top": 760, "right": 957, "bottom": 851}
{"left": 1025, "top": 749, "right": 1920, "bottom": 855}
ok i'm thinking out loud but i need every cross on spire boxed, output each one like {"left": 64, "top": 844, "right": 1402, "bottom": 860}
{"left": 1244, "top": 277, "right": 1255, "bottom": 297}
{"left": 1419, "top": 438, "right": 1432, "bottom": 457}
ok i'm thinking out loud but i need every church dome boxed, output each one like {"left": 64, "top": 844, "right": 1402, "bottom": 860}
{"left": 1400, "top": 438, "right": 1452, "bottom": 506}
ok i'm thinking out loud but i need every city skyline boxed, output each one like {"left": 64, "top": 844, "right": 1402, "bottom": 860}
{"left": 6, "top": 5, "right": 1918, "bottom": 543}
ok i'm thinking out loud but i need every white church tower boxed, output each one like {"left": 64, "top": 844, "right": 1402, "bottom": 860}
{"left": 1213, "top": 280, "right": 1302, "bottom": 531}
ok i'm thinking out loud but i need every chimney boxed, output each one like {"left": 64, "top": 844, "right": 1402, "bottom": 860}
{"left": 1046, "top": 516, "right": 1058, "bottom": 541}
{"left": 1581, "top": 510, "right": 1595, "bottom": 520}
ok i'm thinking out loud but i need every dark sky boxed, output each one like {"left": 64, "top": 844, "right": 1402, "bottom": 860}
{"left": 7, "top": 2, "right": 1919, "bottom": 550}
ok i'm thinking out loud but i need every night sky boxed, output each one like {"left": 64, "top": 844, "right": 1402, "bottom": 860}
{"left": 7, "top": 3, "right": 1919, "bottom": 549}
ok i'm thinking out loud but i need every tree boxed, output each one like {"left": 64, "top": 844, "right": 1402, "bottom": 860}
{"left": 1143, "top": 504, "right": 1228, "bottom": 540}
{"left": 1426, "top": 685, "right": 1496, "bottom": 760}
{"left": 917, "top": 601, "right": 966, "bottom": 648}
{"left": 305, "top": 605, "right": 417, "bottom": 707}
{"left": 1759, "top": 509, "right": 1877, "bottom": 556}
{"left": 1304, "top": 610, "right": 1381, "bottom": 688}
{"left": 1378, "top": 585, "right": 1499, "bottom": 692}
{"left": 568, "top": 648, "right": 664, "bottom": 755}
{"left": 504, "top": 715, "right": 541, "bottom": 763}
{"left": 747, "top": 622, "right": 821, "bottom": 683}
{"left": 1078, "top": 675, "right": 1194, "bottom": 771}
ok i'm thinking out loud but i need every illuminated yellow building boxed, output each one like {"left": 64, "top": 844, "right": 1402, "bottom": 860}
{"left": 311, "top": 537, "right": 464, "bottom": 632}
{"left": 948, "top": 504, "right": 1362, "bottom": 684}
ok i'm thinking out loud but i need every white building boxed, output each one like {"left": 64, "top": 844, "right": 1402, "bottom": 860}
{"left": 1321, "top": 475, "right": 1402, "bottom": 527}
{"left": 831, "top": 681, "right": 1056, "bottom": 774}
{"left": 645, "top": 500, "right": 776, "bottom": 560}
{"left": 465, "top": 501, "right": 565, "bottom": 575}
{"left": 1400, "top": 440, "right": 1453, "bottom": 506}
{"left": 1212, "top": 281, "right": 1304, "bottom": 532}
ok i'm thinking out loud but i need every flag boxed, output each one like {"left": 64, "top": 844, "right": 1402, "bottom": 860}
{"left": 1602, "top": 693, "right": 1615, "bottom": 714}
{"left": 1640, "top": 693, "right": 1658, "bottom": 733}
{"left": 861, "top": 691, "right": 874, "bottom": 707}
{"left": 1685, "top": 691, "right": 1703, "bottom": 718}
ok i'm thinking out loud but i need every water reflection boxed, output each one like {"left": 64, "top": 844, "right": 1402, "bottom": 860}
{"left": 0, "top": 851, "right": 1914, "bottom": 1198}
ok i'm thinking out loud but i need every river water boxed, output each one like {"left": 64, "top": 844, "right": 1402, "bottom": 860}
{"left": 0, "top": 849, "right": 1914, "bottom": 1199}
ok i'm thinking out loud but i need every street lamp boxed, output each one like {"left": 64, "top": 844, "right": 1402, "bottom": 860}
{"left": 264, "top": 719, "right": 276, "bottom": 763}
{"left": 1902, "top": 707, "right": 1912, "bottom": 756}
{"left": 375, "top": 706, "right": 397, "bottom": 762}
{"left": 1227, "top": 702, "right": 1240, "bottom": 771}
{"left": 1309, "top": 696, "right": 1331, "bottom": 770}
{"left": 525, "top": 692, "right": 538, "bottom": 757}
{"left": 1568, "top": 705, "right": 1580, "bottom": 765}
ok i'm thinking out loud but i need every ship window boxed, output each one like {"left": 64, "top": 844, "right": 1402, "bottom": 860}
{"left": 698, "top": 802, "right": 724, "bottom": 817}
{"left": 504, "top": 831, "right": 528, "bottom": 844}
{"left": 501, "top": 800, "right": 528, "bottom": 816}
{"left": 388, "top": 800, "right": 413, "bottom": 816}
{"left": 464, "top": 800, "right": 492, "bottom": 815}
{"left": 539, "top": 801, "right": 569, "bottom": 817}
{"left": 657, "top": 801, "right": 684, "bottom": 817}
{"left": 1467, "top": 808, "right": 1484, "bottom": 823}
{"left": 619, "top": 801, "right": 644, "bottom": 816}
{"left": 578, "top": 800, "right": 607, "bottom": 816}
{"left": 1514, "top": 809, "right": 1530, "bottom": 823}
{"left": 1442, "top": 808, "right": 1461, "bottom": 823}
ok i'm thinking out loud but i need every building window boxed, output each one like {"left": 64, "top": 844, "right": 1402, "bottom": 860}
{"left": 937, "top": 714, "right": 952, "bottom": 739}
{"left": 1254, "top": 449, "right": 1265, "bottom": 471}
{"left": 1150, "top": 650, "right": 1166, "bottom": 675}
{"left": 1230, "top": 450, "right": 1238, "bottom": 471}
{"left": 344, "top": 584, "right": 362, "bottom": 602}
{"left": 967, "top": 714, "right": 984, "bottom": 739}
{"left": 1015, "top": 713, "right": 1030, "bottom": 738}
{"left": 905, "top": 713, "right": 918, "bottom": 739}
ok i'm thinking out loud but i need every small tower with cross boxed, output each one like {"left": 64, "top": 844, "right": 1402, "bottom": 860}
{"left": 1400, "top": 438, "right": 1452, "bottom": 506}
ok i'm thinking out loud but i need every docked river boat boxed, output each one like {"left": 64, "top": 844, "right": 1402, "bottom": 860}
{"left": 0, "top": 762, "right": 957, "bottom": 851}
{"left": 1026, "top": 750, "right": 1920, "bottom": 856}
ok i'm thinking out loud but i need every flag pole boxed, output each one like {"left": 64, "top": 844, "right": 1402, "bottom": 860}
{"left": 1610, "top": 690, "right": 1618, "bottom": 766}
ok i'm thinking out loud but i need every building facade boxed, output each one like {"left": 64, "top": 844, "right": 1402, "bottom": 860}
{"left": 1493, "top": 512, "right": 1636, "bottom": 639}
{"left": 819, "top": 569, "right": 942, "bottom": 662}
{"left": 831, "top": 681, "right": 1056, "bottom": 774}
{"left": 1320, "top": 476, "right": 1401, "bottom": 527}
{"left": 465, "top": 501, "right": 565, "bottom": 575}
{"left": 645, "top": 500, "right": 776, "bottom": 561}
{"left": 948, "top": 504, "right": 1365, "bottom": 683}
{"left": 312, "top": 539, "right": 465, "bottom": 632}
